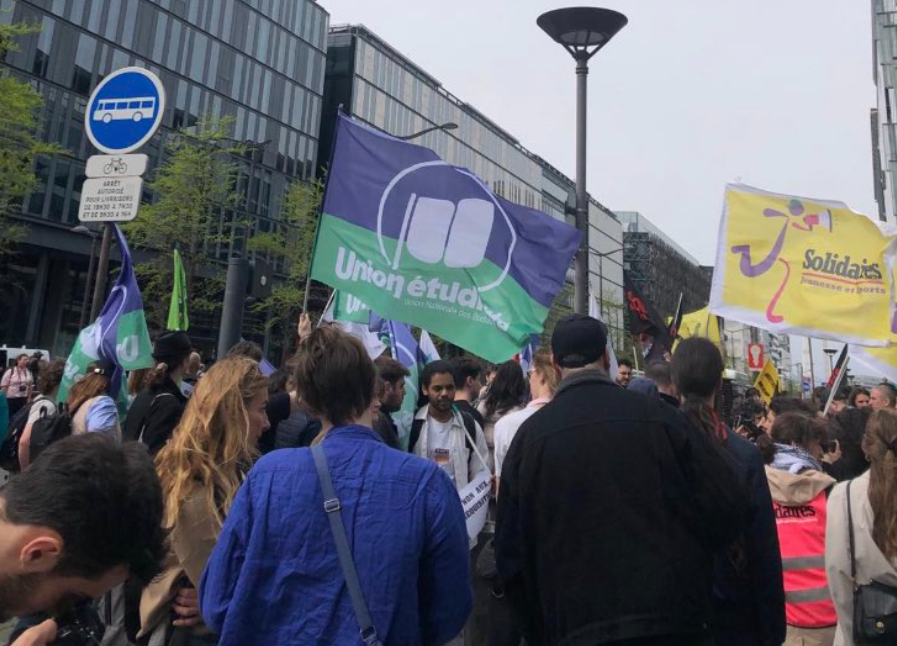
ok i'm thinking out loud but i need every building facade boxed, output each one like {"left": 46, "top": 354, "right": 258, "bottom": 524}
{"left": 322, "top": 23, "right": 626, "bottom": 348}
{"left": 0, "top": 0, "right": 329, "bottom": 358}
{"left": 873, "top": 0, "right": 897, "bottom": 222}
{"left": 617, "top": 211, "right": 711, "bottom": 320}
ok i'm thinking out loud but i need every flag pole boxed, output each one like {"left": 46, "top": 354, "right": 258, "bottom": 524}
{"left": 302, "top": 105, "right": 345, "bottom": 314}
{"left": 822, "top": 354, "right": 849, "bottom": 416}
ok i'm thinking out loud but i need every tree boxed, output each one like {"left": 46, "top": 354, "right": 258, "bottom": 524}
{"left": 124, "top": 117, "right": 244, "bottom": 329}
{"left": 0, "top": 22, "right": 62, "bottom": 261}
{"left": 248, "top": 178, "right": 321, "bottom": 347}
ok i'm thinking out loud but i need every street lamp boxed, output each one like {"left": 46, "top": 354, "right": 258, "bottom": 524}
{"left": 71, "top": 224, "right": 101, "bottom": 329}
{"left": 396, "top": 122, "right": 458, "bottom": 141}
{"left": 538, "top": 7, "right": 628, "bottom": 314}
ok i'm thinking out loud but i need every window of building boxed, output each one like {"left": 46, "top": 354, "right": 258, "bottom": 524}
{"left": 103, "top": 0, "right": 120, "bottom": 40}
{"left": 166, "top": 19, "right": 181, "bottom": 71}
{"left": 88, "top": 0, "right": 104, "bottom": 33}
{"left": 28, "top": 156, "right": 51, "bottom": 217}
{"left": 153, "top": 12, "right": 168, "bottom": 62}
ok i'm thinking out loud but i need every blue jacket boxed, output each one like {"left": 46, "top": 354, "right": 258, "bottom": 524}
{"left": 200, "top": 425, "right": 472, "bottom": 646}
{"left": 710, "top": 431, "right": 786, "bottom": 646}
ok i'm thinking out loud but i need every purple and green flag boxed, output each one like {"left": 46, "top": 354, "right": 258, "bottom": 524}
{"left": 310, "top": 114, "right": 581, "bottom": 363}
{"left": 59, "top": 225, "right": 154, "bottom": 415}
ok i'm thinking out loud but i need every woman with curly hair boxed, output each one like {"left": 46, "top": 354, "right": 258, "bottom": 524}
{"left": 138, "top": 356, "right": 268, "bottom": 646}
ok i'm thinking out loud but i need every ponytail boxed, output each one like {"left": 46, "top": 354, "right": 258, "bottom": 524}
{"left": 146, "top": 361, "right": 170, "bottom": 390}
{"left": 680, "top": 395, "right": 728, "bottom": 448}
{"left": 863, "top": 410, "right": 897, "bottom": 560}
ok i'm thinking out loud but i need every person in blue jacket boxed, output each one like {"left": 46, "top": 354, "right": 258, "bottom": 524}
{"left": 200, "top": 325, "right": 472, "bottom": 646}
{"left": 672, "top": 338, "right": 787, "bottom": 646}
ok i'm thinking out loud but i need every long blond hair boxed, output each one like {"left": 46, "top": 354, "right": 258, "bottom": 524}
{"left": 863, "top": 409, "right": 897, "bottom": 560}
{"left": 155, "top": 356, "right": 267, "bottom": 529}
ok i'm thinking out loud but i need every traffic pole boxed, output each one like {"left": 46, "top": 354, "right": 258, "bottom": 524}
{"left": 88, "top": 222, "right": 113, "bottom": 323}
{"left": 217, "top": 256, "right": 249, "bottom": 360}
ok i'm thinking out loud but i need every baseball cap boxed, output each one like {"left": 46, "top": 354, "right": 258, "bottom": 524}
{"left": 551, "top": 313, "right": 608, "bottom": 369}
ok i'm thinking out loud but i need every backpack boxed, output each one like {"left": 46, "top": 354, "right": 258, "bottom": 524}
{"left": 28, "top": 403, "right": 73, "bottom": 464}
{"left": 409, "top": 410, "right": 478, "bottom": 456}
{"left": 0, "top": 401, "right": 34, "bottom": 471}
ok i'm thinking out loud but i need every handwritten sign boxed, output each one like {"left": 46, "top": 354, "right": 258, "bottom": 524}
{"left": 458, "top": 471, "right": 491, "bottom": 540}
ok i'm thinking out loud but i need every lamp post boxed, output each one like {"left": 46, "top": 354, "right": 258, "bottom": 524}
{"left": 538, "top": 7, "right": 628, "bottom": 315}
{"left": 71, "top": 225, "right": 101, "bottom": 329}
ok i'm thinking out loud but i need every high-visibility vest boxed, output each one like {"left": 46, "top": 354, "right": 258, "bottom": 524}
{"left": 773, "top": 489, "right": 837, "bottom": 628}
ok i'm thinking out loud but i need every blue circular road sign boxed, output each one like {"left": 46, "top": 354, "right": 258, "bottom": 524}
{"left": 85, "top": 67, "right": 166, "bottom": 154}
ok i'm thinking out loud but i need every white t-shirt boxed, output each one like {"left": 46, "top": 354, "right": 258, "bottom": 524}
{"left": 494, "top": 398, "right": 551, "bottom": 478}
{"left": 27, "top": 396, "right": 57, "bottom": 425}
{"left": 426, "top": 416, "right": 457, "bottom": 484}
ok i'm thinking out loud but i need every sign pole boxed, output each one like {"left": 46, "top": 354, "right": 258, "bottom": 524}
{"left": 89, "top": 222, "right": 114, "bottom": 323}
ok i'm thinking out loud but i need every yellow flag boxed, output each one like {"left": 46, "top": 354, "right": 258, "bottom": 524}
{"left": 678, "top": 306, "right": 722, "bottom": 344}
{"left": 710, "top": 184, "right": 896, "bottom": 346}
{"left": 753, "top": 359, "right": 781, "bottom": 405}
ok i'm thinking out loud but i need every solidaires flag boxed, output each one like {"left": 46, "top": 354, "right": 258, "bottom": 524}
{"left": 167, "top": 247, "right": 189, "bottom": 331}
{"left": 710, "top": 184, "right": 897, "bottom": 346}
{"left": 310, "top": 114, "right": 581, "bottom": 363}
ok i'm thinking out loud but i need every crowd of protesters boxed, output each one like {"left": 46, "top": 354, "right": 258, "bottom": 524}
{"left": 1, "top": 314, "right": 897, "bottom": 646}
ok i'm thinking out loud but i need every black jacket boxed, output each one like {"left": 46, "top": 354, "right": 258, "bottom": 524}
{"left": 373, "top": 411, "right": 401, "bottom": 450}
{"left": 274, "top": 407, "right": 322, "bottom": 449}
{"left": 709, "top": 432, "right": 785, "bottom": 646}
{"left": 123, "top": 377, "right": 187, "bottom": 456}
{"left": 495, "top": 371, "right": 750, "bottom": 646}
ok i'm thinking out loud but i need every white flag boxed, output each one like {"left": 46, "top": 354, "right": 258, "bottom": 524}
{"left": 322, "top": 294, "right": 387, "bottom": 360}
{"left": 418, "top": 330, "right": 441, "bottom": 364}
{"left": 590, "top": 292, "right": 619, "bottom": 381}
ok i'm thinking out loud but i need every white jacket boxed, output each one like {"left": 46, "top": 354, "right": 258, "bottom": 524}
{"left": 412, "top": 405, "right": 489, "bottom": 490}
{"left": 825, "top": 471, "right": 897, "bottom": 646}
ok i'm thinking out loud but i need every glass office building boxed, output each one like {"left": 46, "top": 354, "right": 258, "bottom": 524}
{"left": 323, "top": 24, "right": 625, "bottom": 344}
{"left": 0, "top": 0, "right": 328, "bottom": 358}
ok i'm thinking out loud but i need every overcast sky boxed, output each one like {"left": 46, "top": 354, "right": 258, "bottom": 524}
{"left": 325, "top": 0, "right": 877, "bottom": 266}
{"left": 324, "top": 0, "right": 876, "bottom": 382}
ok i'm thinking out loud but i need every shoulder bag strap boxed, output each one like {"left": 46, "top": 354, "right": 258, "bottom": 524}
{"left": 137, "top": 392, "right": 176, "bottom": 443}
{"left": 847, "top": 480, "right": 857, "bottom": 587}
{"left": 311, "top": 444, "right": 383, "bottom": 646}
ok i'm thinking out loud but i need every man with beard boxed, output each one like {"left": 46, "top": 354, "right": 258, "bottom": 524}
{"left": 0, "top": 434, "right": 166, "bottom": 645}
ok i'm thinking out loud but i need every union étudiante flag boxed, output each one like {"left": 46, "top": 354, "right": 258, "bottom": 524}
{"left": 310, "top": 114, "right": 581, "bottom": 362}
{"left": 710, "top": 183, "right": 897, "bottom": 347}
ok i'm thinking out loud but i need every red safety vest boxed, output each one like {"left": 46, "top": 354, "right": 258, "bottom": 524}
{"left": 773, "top": 489, "right": 837, "bottom": 628}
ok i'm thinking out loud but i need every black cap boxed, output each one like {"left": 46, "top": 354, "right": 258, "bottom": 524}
{"left": 152, "top": 331, "right": 192, "bottom": 361}
{"left": 551, "top": 313, "right": 608, "bottom": 369}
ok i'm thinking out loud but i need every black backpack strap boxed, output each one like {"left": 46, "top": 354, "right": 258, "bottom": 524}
{"left": 408, "top": 419, "right": 424, "bottom": 453}
{"left": 459, "top": 411, "right": 477, "bottom": 454}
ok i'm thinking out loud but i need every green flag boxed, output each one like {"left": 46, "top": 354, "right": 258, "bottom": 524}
{"left": 58, "top": 225, "right": 154, "bottom": 420}
{"left": 167, "top": 248, "right": 189, "bottom": 331}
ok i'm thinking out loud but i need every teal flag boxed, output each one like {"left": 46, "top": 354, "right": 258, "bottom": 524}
{"left": 167, "top": 247, "right": 189, "bottom": 331}
{"left": 310, "top": 114, "right": 581, "bottom": 363}
{"left": 331, "top": 290, "right": 373, "bottom": 325}
{"left": 59, "top": 225, "right": 154, "bottom": 418}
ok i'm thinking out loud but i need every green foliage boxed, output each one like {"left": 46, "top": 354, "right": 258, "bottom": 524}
{"left": 124, "top": 117, "right": 244, "bottom": 329}
{"left": 0, "top": 21, "right": 62, "bottom": 260}
{"left": 248, "top": 177, "right": 322, "bottom": 331}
